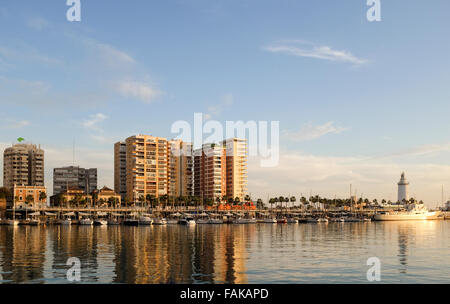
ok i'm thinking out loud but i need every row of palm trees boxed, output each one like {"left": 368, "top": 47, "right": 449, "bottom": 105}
{"left": 267, "top": 195, "right": 423, "bottom": 210}
{"left": 132, "top": 194, "right": 264, "bottom": 210}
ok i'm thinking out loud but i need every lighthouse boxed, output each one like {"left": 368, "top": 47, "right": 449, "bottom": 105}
{"left": 397, "top": 172, "right": 409, "bottom": 203}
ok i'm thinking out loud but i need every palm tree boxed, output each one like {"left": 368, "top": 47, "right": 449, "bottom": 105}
{"left": 256, "top": 198, "right": 264, "bottom": 209}
{"left": 227, "top": 197, "right": 234, "bottom": 206}
{"left": 39, "top": 191, "right": 47, "bottom": 207}
{"left": 290, "top": 196, "right": 296, "bottom": 209}
{"left": 278, "top": 196, "right": 284, "bottom": 210}
{"left": 269, "top": 198, "right": 275, "bottom": 210}
{"left": 25, "top": 194, "right": 34, "bottom": 218}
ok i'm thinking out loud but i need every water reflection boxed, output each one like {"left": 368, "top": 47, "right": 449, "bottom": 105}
{"left": 0, "top": 221, "right": 449, "bottom": 284}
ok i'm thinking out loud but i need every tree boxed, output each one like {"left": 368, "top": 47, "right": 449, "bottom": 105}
{"left": 25, "top": 194, "right": 34, "bottom": 219}
{"left": 0, "top": 187, "right": 10, "bottom": 199}
{"left": 39, "top": 191, "right": 47, "bottom": 206}
{"left": 290, "top": 196, "right": 296, "bottom": 209}
{"left": 269, "top": 198, "right": 275, "bottom": 210}
{"left": 278, "top": 196, "right": 284, "bottom": 210}
{"left": 138, "top": 195, "right": 145, "bottom": 208}
{"left": 256, "top": 198, "right": 264, "bottom": 209}
{"left": 234, "top": 197, "right": 241, "bottom": 206}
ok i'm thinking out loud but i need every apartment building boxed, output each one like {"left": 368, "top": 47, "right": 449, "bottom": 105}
{"left": 53, "top": 166, "right": 97, "bottom": 195}
{"left": 224, "top": 138, "right": 248, "bottom": 201}
{"left": 168, "top": 140, "right": 193, "bottom": 197}
{"left": 3, "top": 143, "right": 44, "bottom": 191}
{"left": 193, "top": 143, "right": 227, "bottom": 200}
{"left": 114, "top": 141, "right": 127, "bottom": 201}
{"left": 193, "top": 139, "right": 248, "bottom": 201}
{"left": 119, "top": 135, "right": 194, "bottom": 203}
{"left": 125, "top": 135, "right": 169, "bottom": 203}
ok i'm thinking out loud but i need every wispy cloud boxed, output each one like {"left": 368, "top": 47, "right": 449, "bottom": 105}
{"left": 284, "top": 121, "right": 348, "bottom": 142}
{"left": 205, "top": 93, "right": 233, "bottom": 120}
{"left": 117, "top": 81, "right": 163, "bottom": 103}
{"left": 81, "top": 113, "right": 108, "bottom": 132}
{"left": 263, "top": 40, "right": 367, "bottom": 65}
{"left": 372, "top": 142, "right": 450, "bottom": 160}
{"left": 248, "top": 149, "right": 450, "bottom": 206}
{"left": 27, "top": 17, "right": 49, "bottom": 31}
{"left": 0, "top": 116, "right": 31, "bottom": 129}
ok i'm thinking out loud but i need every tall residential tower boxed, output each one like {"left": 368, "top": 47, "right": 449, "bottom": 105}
{"left": 3, "top": 143, "right": 44, "bottom": 190}
{"left": 114, "top": 141, "right": 127, "bottom": 201}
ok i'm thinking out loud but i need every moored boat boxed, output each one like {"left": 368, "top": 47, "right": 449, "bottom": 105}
{"left": 138, "top": 216, "right": 153, "bottom": 225}
{"left": 79, "top": 218, "right": 94, "bottom": 225}
{"left": 153, "top": 218, "right": 167, "bottom": 225}
{"left": 123, "top": 218, "right": 139, "bottom": 226}
{"left": 263, "top": 218, "right": 277, "bottom": 223}
{"left": 374, "top": 203, "right": 438, "bottom": 221}
{"left": 179, "top": 217, "right": 196, "bottom": 225}
{"left": 94, "top": 219, "right": 108, "bottom": 226}
{"left": 207, "top": 218, "right": 224, "bottom": 224}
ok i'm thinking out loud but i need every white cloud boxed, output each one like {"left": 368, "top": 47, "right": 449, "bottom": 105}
{"left": 372, "top": 142, "right": 450, "bottom": 160}
{"left": 248, "top": 150, "right": 450, "bottom": 207}
{"left": 81, "top": 113, "right": 108, "bottom": 132}
{"left": 0, "top": 116, "right": 31, "bottom": 129}
{"left": 205, "top": 93, "right": 234, "bottom": 119}
{"left": 263, "top": 40, "right": 367, "bottom": 65}
{"left": 27, "top": 17, "right": 49, "bottom": 31}
{"left": 117, "top": 81, "right": 163, "bottom": 103}
{"left": 9, "top": 120, "right": 31, "bottom": 129}
{"left": 284, "top": 121, "right": 348, "bottom": 142}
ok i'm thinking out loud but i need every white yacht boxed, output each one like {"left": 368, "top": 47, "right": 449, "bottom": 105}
{"left": 79, "top": 218, "right": 94, "bottom": 225}
{"left": 196, "top": 218, "right": 210, "bottom": 224}
{"left": 94, "top": 219, "right": 108, "bottom": 226}
{"left": 138, "top": 216, "right": 153, "bottom": 225}
{"left": 232, "top": 217, "right": 248, "bottom": 224}
{"left": 207, "top": 218, "right": 224, "bottom": 224}
{"left": 263, "top": 218, "right": 277, "bottom": 223}
{"left": 374, "top": 203, "right": 438, "bottom": 221}
{"left": 179, "top": 217, "right": 196, "bottom": 225}
{"left": 5, "top": 219, "right": 19, "bottom": 226}
{"left": 61, "top": 218, "right": 72, "bottom": 225}
{"left": 153, "top": 218, "right": 167, "bottom": 225}
{"left": 287, "top": 218, "right": 298, "bottom": 224}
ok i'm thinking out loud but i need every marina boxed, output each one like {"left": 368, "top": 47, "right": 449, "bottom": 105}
{"left": 0, "top": 205, "right": 446, "bottom": 227}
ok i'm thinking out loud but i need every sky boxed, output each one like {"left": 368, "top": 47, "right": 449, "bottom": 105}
{"left": 0, "top": 0, "right": 449, "bottom": 207}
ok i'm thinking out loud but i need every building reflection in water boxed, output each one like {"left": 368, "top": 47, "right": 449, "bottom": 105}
{"left": 0, "top": 226, "right": 47, "bottom": 283}
{"left": 0, "top": 221, "right": 447, "bottom": 283}
{"left": 397, "top": 226, "right": 409, "bottom": 274}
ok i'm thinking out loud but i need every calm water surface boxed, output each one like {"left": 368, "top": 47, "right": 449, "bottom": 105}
{"left": 0, "top": 221, "right": 449, "bottom": 284}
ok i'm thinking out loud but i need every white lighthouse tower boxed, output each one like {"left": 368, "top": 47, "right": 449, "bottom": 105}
{"left": 397, "top": 172, "right": 409, "bottom": 203}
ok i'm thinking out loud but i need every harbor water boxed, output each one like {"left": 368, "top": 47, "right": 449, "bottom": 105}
{"left": 0, "top": 221, "right": 449, "bottom": 284}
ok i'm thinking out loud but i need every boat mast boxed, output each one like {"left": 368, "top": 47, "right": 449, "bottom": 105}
{"left": 13, "top": 184, "right": 16, "bottom": 221}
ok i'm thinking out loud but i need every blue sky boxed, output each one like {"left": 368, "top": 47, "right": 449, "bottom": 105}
{"left": 1, "top": 0, "right": 450, "bottom": 205}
